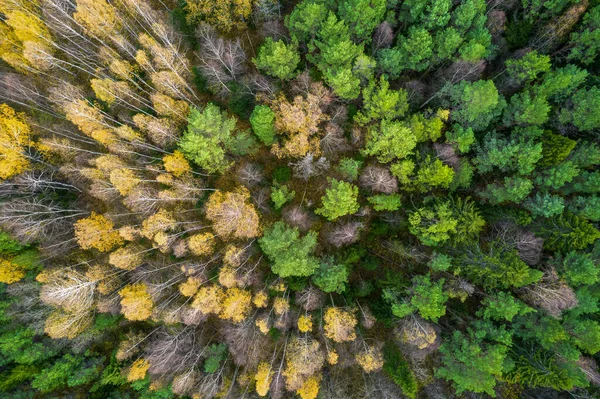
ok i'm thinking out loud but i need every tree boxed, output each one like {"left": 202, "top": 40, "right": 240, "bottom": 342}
{"left": 315, "top": 179, "right": 359, "bottom": 220}
{"left": 259, "top": 221, "right": 319, "bottom": 277}
{"left": 254, "top": 38, "right": 300, "bottom": 80}
{"left": 108, "top": 244, "right": 144, "bottom": 270}
{"left": 74, "top": 212, "right": 124, "bottom": 252}
{"left": 0, "top": 103, "right": 33, "bottom": 181}
{"left": 505, "top": 51, "right": 551, "bottom": 85}
{"left": 568, "top": 5, "right": 600, "bottom": 65}
{"left": 338, "top": 0, "right": 386, "bottom": 42}
{"left": 285, "top": 0, "right": 328, "bottom": 43}
{"left": 0, "top": 259, "right": 25, "bottom": 284}
{"left": 219, "top": 288, "right": 252, "bottom": 323}
{"left": 187, "top": 232, "right": 215, "bottom": 256}
{"left": 478, "top": 292, "right": 533, "bottom": 322}
{"left": 385, "top": 275, "right": 449, "bottom": 322}
{"left": 205, "top": 187, "right": 260, "bottom": 240}
{"left": 437, "top": 331, "right": 510, "bottom": 396}
{"left": 368, "top": 194, "right": 402, "bottom": 211}
{"left": 457, "top": 241, "right": 542, "bottom": 290}
{"left": 185, "top": 0, "right": 254, "bottom": 32}
{"left": 250, "top": 105, "right": 276, "bottom": 146}
{"left": 362, "top": 119, "right": 416, "bottom": 163}
{"left": 378, "top": 27, "right": 433, "bottom": 77}
{"left": 524, "top": 192, "right": 565, "bottom": 218}
{"left": 179, "top": 104, "right": 237, "bottom": 174}
{"left": 560, "top": 86, "right": 600, "bottom": 132}
{"left": 409, "top": 200, "right": 458, "bottom": 246}
{"left": 540, "top": 132, "right": 576, "bottom": 167}
{"left": 255, "top": 362, "right": 273, "bottom": 396}
{"left": 442, "top": 80, "right": 505, "bottom": 131}
{"left": 119, "top": 283, "right": 154, "bottom": 321}
{"left": 163, "top": 151, "right": 192, "bottom": 177}
{"left": 323, "top": 307, "right": 357, "bottom": 342}
{"left": 312, "top": 256, "right": 349, "bottom": 294}
{"left": 556, "top": 251, "right": 599, "bottom": 286}
{"left": 355, "top": 76, "right": 409, "bottom": 125}
{"left": 482, "top": 176, "right": 533, "bottom": 205}
{"left": 355, "top": 346, "right": 384, "bottom": 373}
{"left": 271, "top": 184, "right": 295, "bottom": 210}
{"left": 535, "top": 161, "right": 580, "bottom": 190}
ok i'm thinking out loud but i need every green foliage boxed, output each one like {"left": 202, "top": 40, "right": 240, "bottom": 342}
{"left": 249, "top": 105, "right": 276, "bottom": 146}
{"left": 540, "top": 132, "right": 576, "bottom": 167}
{"left": 179, "top": 104, "right": 237, "bottom": 173}
{"left": 538, "top": 213, "right": 600, "bottom": 252}
{"left": 428, "top": 252, "right": 452, "bottom": 272}
{"left": 478, "top": 292, "right": 534, "bottom": 322}
{"left": 407, "top": 111, "right": 446, "bottom": 143}
{"left": 557, "top": 251, "right": 599, "bottom": 286}
{"left": 458, "top": 241, "right": 543, "bottom": 290}
{"left": 286, "top": 0, "right": 328, "bottom": 43}
{"left": 271, "top": 184, "right": 295, "bottom": 210}
{"left": 561, "top": 87, "right": 600, "bottom": 132}
{"left": 378, "top": 27, "right": 433, "bottom": 77}
{"left": 505, "top": 51, "right": 551, "bottom": 85}
{"left": 362, "top": 119, "right": 416, "bottom": 163}
{"left": 324, "top": 67, "right": 361, "bottom": 99}
{"left": 368, "top": 194, "right": 401, "bottom": 211}
{"left": 337, "top": 158, "right": 362, "bottom": 181}
{"left": 568, "top": 5, "right": 600, "bottom": 65}
{"left": 409, "top": 200, "right": 457, "bottom": 246}
{"left": 483, "top": 176, "right": 534, "bottom": 205}
{"left": 31, "top": 354, "right": 101, "bottom": 392}
{"left": 413, "top": 156, "right": 454, "bottom": 191}
{"left": 570, "top": 319, "right": 600, "bottom": 355}
{"left": 312, "top": 256, "right": 349, "bottom": 293}
{"left": 355, "top": 76, "right": 409, "bottom": 125}
{"left": 254, "top": 38, "right": 300, "bottom": 80}
{"left": 437, "top": 331, "right": 510, "bottom": 396}
{"left": 505, "top": 346, "right": 588, "bottom": 391}
{"left": 503, "top": 91, "right": 550, "bottom": 126}
{"left": 535, "top": 161, "right": 580, "bottom": 190}
{"left": 524, "top": 192, "right": 565, "bottom": 218}
{"left": 475, "top": 131, "right": 542, "bottom": 175}
{"left": 569, "top": 142, "right": 600, "bottom": 169}
{"left": 446, "top": 125, "right": 475, "bottom": 153}
{"left": 0, "top": 232, "right": 25, "bottom": 255}
{"left": 338, "top": 0, "right": 386, "bottom": 42}
{"left": 442, "top": 80, "right": 505, "bottom": 131}
{"left": 203, "top": 344, "right": 227, "bottom": 373}
{"left": 383, "top": 343, "right": 418, "bottom": 399}
{"left": 315, "top": 179, "right": 359, "bottom": 220}
{"left": 384, "top": 274, "right": 449, "bottom": 322}
{"left": 259, "top": 221, "right": 319, "bottom": 277}
{"left": 568, "top": 195, "right": 600, "bottom": 221}
{"left": 535, "top": 64, "right": 588, "bottom": 100}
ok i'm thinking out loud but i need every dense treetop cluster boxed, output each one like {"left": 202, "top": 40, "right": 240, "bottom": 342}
{"left": 1, "top": 0, "right": 600, "bottom": 398}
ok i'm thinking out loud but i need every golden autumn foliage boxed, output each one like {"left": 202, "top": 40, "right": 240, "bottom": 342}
{"left": 44, "top": 309, "right": 92, "bottom": 339}
{"left": 151, "top": 94, "right": 190, "bottom": 121}
{"left": 273, "top": 297, "right": 290, "bottom": 315}
{"left": 73, "top": 0, "right": 119, "bottom": 39}
{"left": 187, "top": 232, "right": 215, "bottom": 256}
{"left": 110, "top": 168, "right": 141, "bottom": 196}
{"left": 141, "top": 209, "right": 176, "bottom": 240}
{"left": 163, "top": 151, "right": 191, "bottom": 177}
{"left": 0, "top": 103, "right": 33, "bottom": 180}
{"left": 326, "top": 350, "right": 338, "bottom": 365}
{"left": 205, "top": 187, "right": 260, "bottom": 240}
{"left": 355, "top": 347, "right": 384, "bottom": 373}
{"left": 218, "top": 265, "right": 241, "bottom": 288}
{"left": 74, "top": 212, "right": 124, "bottom": 252}
{"left": 255, "top": 362, "right": 272, "bottom": 397}
{"left": 119, "top": 283, "right": 154, "bottom": 321}
{"left": 271, "top": 91, "right": 328, "bottom": 159}
{"left": 283, "top": 336, "right": 324, "bottom": 391}
{"left": 253, "top": 291, "right": 268, "bottom": 308}
{"left": 296, "top": 374, "right": 322, "bottom": 399}
{"left": 0, "top": 258, "right": 25, "bottom": 284}
{"left": 323, "top": 307, "right": 357, "bottom": 343}
{"left": 255, "top": 315, "right": 270, "bottom": 334}
{"left": 191, "top": 284, "right": 224, "bottom": 315}
{"left": 109, "top": 244, "right": 145, "bottom": 270}
{"left": 179, "top": 276, "right": 202, "bottom": 297}
{"left": 219, "top": 287, "right": 252, "bottom": 323}
{"left": 86, "top": 264, "right": 120, "bottom": 295}
{"left": 185, "top": 0, "right": 255, "bottom": 32}
{"left": 297, "top": 314, "right": 312, "bottom": 333}
{"left": 127, "top": 359, "right": 150, "bottom": 382}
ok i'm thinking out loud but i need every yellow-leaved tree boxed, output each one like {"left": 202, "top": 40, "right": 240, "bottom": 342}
{"left": 323, "top": 307, "right": 357, "bottom": 343}
{"left": 0, "top": 103, "right": 33, "bottom": 180}
{"left": 119, "top": 283, "right": 154, "bottom": 321}
{"left": 205, "top": 187, "right": 260, "bottom": 240}
{"left": 255, "top": 362, "right": 272, "bottom": 397}
{"left": 185, "top": 0, "right": 255, "bottom": 32}
{"left": 74, "top": 212, "right": 124, "bottom": 252}
{"left": 0, "top": 259, "right": 25, "bottom": 284}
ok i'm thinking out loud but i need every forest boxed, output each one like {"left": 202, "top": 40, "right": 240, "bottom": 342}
{"left": 1, "top": 0, "right": 600, "bottom": 398}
